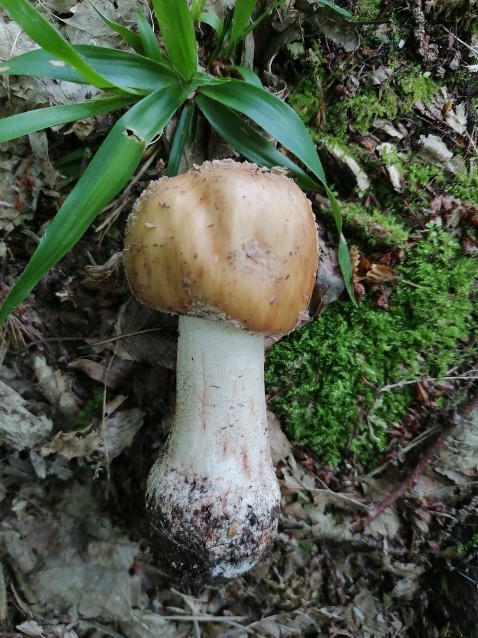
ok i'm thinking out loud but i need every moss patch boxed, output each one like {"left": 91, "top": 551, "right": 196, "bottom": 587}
{"left": 354, "top": 0, "right": 382, "bottom": 21}
{"left": 344, "top": 203, "right": 410, "bottom": 246}
{"left": 280, "top": 13, "right": 478, "bottom": 470}
{"left": 76, "top": 390, "right": 104, "bottom": 430}
{"left": 266, "top": 229, "right": 478, "bottom": 468}
{"left": 345, "top": 66, "right": 439, "bottom": 132}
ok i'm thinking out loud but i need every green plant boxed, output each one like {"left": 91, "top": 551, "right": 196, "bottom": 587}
{"left": 266, "top": 228, "right": 477, "bottom": 468}
{"left": 76, "top": 390, "right": 105, "bottom": 430}
{"left": 0, "top": 0, "right": 354, "bottom": 323}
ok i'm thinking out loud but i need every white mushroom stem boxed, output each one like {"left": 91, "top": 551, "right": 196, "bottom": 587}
{"left": 146, "top": 315, "right": 281, "bottom": 582}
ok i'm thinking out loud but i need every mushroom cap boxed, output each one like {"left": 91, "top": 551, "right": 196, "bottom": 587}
{"left": 124, "top": 160, "right": 318, "bottom": 335}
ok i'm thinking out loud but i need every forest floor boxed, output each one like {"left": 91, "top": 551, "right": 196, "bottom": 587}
{"left": 0, "top": 1, "right": 478, "bottom": 637}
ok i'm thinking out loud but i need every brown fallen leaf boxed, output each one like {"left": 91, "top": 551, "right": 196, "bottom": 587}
{"left": 365, "top": 263, "right": 399, "bottom": 284}
{"left": 349, "top": 245, "right": 399, "bottom": 286}
{"left": 68, "top": 357, "right": 132, "bottom": 388}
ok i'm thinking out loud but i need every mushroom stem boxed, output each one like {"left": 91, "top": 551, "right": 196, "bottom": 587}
{"left": 146, "top": 315, "right": 281, "bottom": 582}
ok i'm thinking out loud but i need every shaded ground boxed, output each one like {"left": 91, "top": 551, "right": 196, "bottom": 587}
{"left": 0, "top": 1, "right": 478, "bottom": 637}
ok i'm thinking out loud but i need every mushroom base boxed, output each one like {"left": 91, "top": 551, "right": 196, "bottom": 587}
{"left": 146, "top": 316, "right": 281, "bottom": 583}
{"left": 147, "top": 479, "right": 280, "bottom": 583}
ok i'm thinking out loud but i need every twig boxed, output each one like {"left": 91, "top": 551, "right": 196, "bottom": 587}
{"left": 170, "top": 589, "right": 202, "bottom": 638}
{"left": 378, "top": 370, "right": 478, "bottom": 394}
{"left": 0, "top": 561, "right": 6, "bottom": 624}
{"left": 161, "top": 615, "right": 247, "bottom": 624}
{"left": 22, "top": 327, "right": 167, "bottom": 351}
{"left": 363, "top": 389, "right": 478, "bottom": 526}
{"left": 361, "top": 425, "right": 440, "bottom": 481}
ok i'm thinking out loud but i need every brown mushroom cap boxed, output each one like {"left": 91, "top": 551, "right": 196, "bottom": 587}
{"left": 124, "top": 160, "right": 318, "bottom": 335}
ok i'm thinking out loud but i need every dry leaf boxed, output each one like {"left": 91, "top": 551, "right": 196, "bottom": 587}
{"left": 68, "top": 357, "right": 132, "bottom": 388}
{"left": 2, "top": 483, "right": 145, "bottom": 621}
{"left": 34, "top": 355, "right": 80, "bottom": 416}
{"left": 349, "top": 245, "right": 361, "bottom": 280}
{"left": 16, "top": 620, "right": 46, "bottom": 637}
{"left": 41, "top": 407, "right": 144, "bottom": 461}
{"left": 365, "top": 263, "right": 399, "bottom": 284}
{"left": 0, "top": 380, "right": 53, "bottom": 450}
{"left": 350, "top": 246, "right": 398, "bottom": 287}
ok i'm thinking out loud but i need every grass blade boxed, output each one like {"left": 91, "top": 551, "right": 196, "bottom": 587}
{"left": 196, "top": 94, "right": 318, "bottom": 190}
{"left": 167, "top": 103, "right": 197, "bottom": 177}
{"left": 0, "top": 95, "right": 135, "bottom": 143}
{"left": 89, "top": 1, "right": 144, "bottom": 53}
{"left": 2, "top": 46, "right": 177, "bottom": 93}
{"left": 327, "top": 186, "right": 356, "bottom": 303}
{"left": 227, "top": 0, "right": 256, "bottom": 55}
{"left": 0, "top": 84, "right": 189, "bottom": 324}
{"left": 0, "top": 0, "right": 116, "bottom": 89}
{"left": 313, "top": 0, "right": 353, "bottom": 17}
{"left": 198, "top": 11, "right": 223, "bottom": 35}
{"left": 242, "top": 0, "right": 287, "bottom": 39}
{"left": 198, "top": 79, "right": 327, "bottom": 184}
{"left": 228, "top": 65, "right": 262, "bottom": 87}
{"left": 152, "top": 0, "right": 197, "bottom": 80}
{"left": 136, "top": 9, "right": 164, "bottom": 64}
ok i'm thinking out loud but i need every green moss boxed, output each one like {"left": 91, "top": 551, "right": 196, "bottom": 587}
{"left": 266, "top": 229, "right": 477, "bottom": 468}
{"left": 450, "top": 163, "right": 478, "bottom": 202}
{"left": 288, "top": 87, "right": 320, "bottom": 126}
{"left": 394, "top": 154, "right": 478, "bottom": 207}
{"left": 298, "top": 539, "right": 316, "bottom": 560}
{"left": 347, "top": 89, "right": 400, "bottom": 131}
{"left": 400, "top": 69, "right": 437, "bottom": 105}
{"left": 355, "top": 0, "right": 382, "bottom": 20}
{"left": 76, "top": 390, "right": 104, "bottom": 429}
{"left": 344, "top": 203, "right": 410, "bottom": 246}
{"left": 346, "top": 66, "right": 438, "bottom": 132}
{"left": 456, "top": 534, "right": 478, "bottom": 556}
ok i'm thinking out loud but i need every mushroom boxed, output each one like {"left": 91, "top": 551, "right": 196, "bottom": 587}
{"left": 124, "top": 159, "right": 318, "bottom": 582}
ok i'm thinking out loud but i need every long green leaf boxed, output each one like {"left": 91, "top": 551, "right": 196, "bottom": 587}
{"left": 0, "top": 0, "right": 116, "bottom": 89}
{"left": 327, "top": 187, "right": 355, "bottom": 302}
{"left": 152, "top": 0, "right": 197, "bottom": 80}
{"left": 190, "top": 0, "right": 207, "bottom": 21}
{"left": 196, "top": 94, "right": 318, "bottom": 190}
{"left": 89, "top": 1, "right": 144, "bottom": 53}
{"left": 1, "top": 46, "right": 177, "bottom": 93}
{"left": 198, "top": 11, "right": 223, "bottom": 35}
{"left": 228, "top": 65, "right": 262, "bottom": 87}
{"left": 167, "top": 103, "right": 197, "bottom": 177}
{"left": 209, "top": 10, "right": 233, "bottom": 61}
{"left": 227, "top": 0, "right": 256, "bottom": 55}
{"left": 198, "top": 79, "right": 327, "bottom": 184}
{"left": 242, "top": 0, "right": 287, "bottom": 39}
{"left": 190, "top": 71, "right": 230, "bottom": 88}
{"left": 0, "top": 84, "right": 189, "bottom": 324}
{"left": 0, "top": 95, "right": 135, "bottom": 143}
{"left": 313, "top": 0, "right": 353, "bottom": 17}
{"left": 136, "top": 10, "right": 164, "bottom": 64}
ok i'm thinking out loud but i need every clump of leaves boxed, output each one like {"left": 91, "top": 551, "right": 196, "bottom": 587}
{"left": 0, "top": 0, "right": 354, "bottom": 323}
{"left": 266, "top": 228, "right": 478, "bottom": 468}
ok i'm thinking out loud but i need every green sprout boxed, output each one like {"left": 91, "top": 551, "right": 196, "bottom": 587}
{"left": 0, "top": 0, "right": 355, "bottom": 322}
